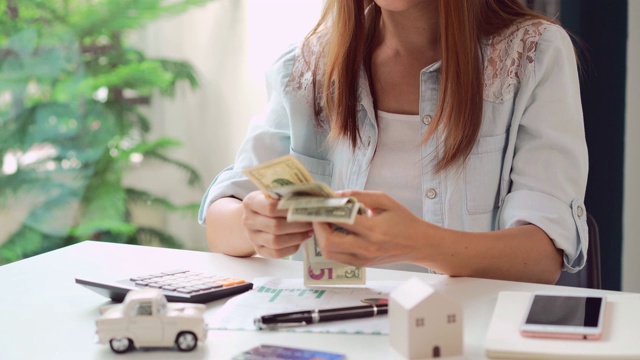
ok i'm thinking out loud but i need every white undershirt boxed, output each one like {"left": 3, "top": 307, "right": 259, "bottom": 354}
{"left": 364, "top": 110, "right": 423, "bottom": 218}
{"left": 364, "top": 110, "right": 426, "bottom": 272}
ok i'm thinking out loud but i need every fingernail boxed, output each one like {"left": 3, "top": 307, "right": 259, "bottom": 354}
{"left": 306, "top": 230, "right": 315, "bottom": 238}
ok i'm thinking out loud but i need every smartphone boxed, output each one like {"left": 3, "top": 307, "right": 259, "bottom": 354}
{"left": 519, "top": 292, "right": 606, "bottom": 340}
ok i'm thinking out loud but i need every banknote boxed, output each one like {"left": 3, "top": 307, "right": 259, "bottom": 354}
{"left": 302, "top": 234, "right": 342, "bottom": 271}
{"left": 277, "top": 194, "right": 351, "bottom": 210}
{"left": 303, "top": 238, "right": 366, "bottom": 286}
{"left": 243, "top": 155, "right": 356, "bottom": 224}
{"left": 243, "top": 154, "right": 366, "bottom": 285}
{"left": 287, "top": 198, "right": 361, "bottom": 224}
{"left": 304, "top": 264, "right": 366, "bottom": 286}
{"left": 303, "top": 234, "right": 364, "bottom": 286}
{"left": 270, "top": 182, "right": 335, "bottom": 201}
{"left": 242, "top": 155, "right": 316, "bottom": 199}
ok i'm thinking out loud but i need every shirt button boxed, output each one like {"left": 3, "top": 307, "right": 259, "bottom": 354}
{"left": 422, "top": 115, "right": 432, "bottom": 125}
{"left": 426, "top": 188, "right": 437, "bottom": 199}
{"left": 367, "top": 136, "right": 372, "bottom": 147}
{"left": 577, "top": 206, "right": 584, "bottom": 218}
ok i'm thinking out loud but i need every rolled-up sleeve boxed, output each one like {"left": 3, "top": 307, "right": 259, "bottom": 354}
{"left": 197, "top": 46, "right": 297, "bottom": 225}
{"left": 499, "top": 25, "right": 589, "bottom": 272}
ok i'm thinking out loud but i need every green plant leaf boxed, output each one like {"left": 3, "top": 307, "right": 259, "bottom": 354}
{"left": 71, "top": 220, "right": 137, "bottom": 239}
{"left": 118, "top": 137, "right": 182, "bottom": 158}
{"left": 70, "top": 0, "right": 215, "bottom": 37}
{"left": 135, "top": 226, "right": 183, "bottom": 249}
{"left": 126, "top": 188, "right": 199, "bottom": 215}
{"left": 0, "top": 226, "right": 67, "bottom": 265}
{"left": 82, "top": 60, "right": 174, "bottom": 95}
{"left": 155, "top": 59, "right": 200, "bottom": 96}
{"left": 7, "top": 28, "right": 38, "bottom": 58}
{"left": 1, "top": 0, "right": 211, "bottom": 264}
{"left": 144, "top": 151, "right": 202, "bottom": 186}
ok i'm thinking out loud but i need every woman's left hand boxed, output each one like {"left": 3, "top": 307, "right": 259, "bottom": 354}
{"left": 312, "top": 190, "right": 432, "bottom": 268}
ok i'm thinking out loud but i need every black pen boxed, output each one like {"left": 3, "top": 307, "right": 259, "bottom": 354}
{"left": 254, "top": 304, "right": 388, "bottom": 329}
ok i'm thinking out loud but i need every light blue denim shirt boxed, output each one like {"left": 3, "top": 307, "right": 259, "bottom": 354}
{"left": 199, "top": 19, "right": 589, "bottom": 272}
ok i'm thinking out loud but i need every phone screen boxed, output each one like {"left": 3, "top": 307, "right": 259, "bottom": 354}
{"left": 525, "top": 295, "right": 603, "bottom": 327}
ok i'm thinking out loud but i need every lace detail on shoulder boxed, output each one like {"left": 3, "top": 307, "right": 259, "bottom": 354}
{"left": 483, "top": 19, "right": 553, "bottom": 103}
{"left": 285, "top": 32, "right": 328, "bottom": 120}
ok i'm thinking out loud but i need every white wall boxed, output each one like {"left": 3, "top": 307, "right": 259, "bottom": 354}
{"left": 623, "top": 2, "right": 640, "bottom": 293}
{"left": 127, "top": 0, "right": 323, "bottom": 250}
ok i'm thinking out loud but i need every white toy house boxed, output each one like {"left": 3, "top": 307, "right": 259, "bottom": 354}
{"left": 389, "top": 277, "right": 463, "bottom": 359}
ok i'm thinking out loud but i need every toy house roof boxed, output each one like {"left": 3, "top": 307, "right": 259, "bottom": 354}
{"left": 391, "top": 277, "right": 438, "bottom": 309}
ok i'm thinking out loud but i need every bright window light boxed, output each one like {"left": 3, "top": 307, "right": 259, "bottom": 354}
{"left": 245, "top": 0, "right": 324, "bottom": 82}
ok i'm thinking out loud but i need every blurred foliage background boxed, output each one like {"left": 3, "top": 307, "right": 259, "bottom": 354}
{"left": 0, "top": 0, "right": 215, "bottom": 265}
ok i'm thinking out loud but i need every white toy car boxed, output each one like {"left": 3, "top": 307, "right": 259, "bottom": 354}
{"left": 95, "top": 288, "right": 207, "bottom": 353}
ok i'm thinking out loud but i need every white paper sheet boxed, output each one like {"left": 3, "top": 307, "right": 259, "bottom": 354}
{"left": 208, "top": 277, "right": 400, "bottom": 335}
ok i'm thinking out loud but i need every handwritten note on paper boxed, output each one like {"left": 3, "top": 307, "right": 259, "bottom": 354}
{"left": 208, "top": 277, "right": 400, "bottom": 335}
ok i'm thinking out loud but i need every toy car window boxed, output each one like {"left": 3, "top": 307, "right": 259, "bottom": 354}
{"left": 136, "top": 302, "right": 153, "bottom": 316}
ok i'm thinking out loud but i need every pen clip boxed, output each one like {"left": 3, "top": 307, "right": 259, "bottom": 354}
{"left": 254, "top": 317, "right": 308, "bottom": 330}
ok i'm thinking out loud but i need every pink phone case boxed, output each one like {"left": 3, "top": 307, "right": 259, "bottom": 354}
{"left": 520, "top": 329, "right": 602, "bottom": 340}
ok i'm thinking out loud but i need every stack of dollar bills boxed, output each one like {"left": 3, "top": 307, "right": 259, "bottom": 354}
{"left": 243, "top": 155, "right": 366, "bottom": 286}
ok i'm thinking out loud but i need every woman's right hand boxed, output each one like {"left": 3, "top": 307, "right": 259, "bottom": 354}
{"left": 241, "top": 190, "right": 313, "bottom": 258}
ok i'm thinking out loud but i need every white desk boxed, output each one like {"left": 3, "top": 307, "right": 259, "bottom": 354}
{"left": 0, "top": 241, "right": 618, "bottom": 360}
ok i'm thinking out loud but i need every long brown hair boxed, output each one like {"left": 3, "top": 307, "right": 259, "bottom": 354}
{"left": 306, "top": 0, "right": 551, "bottom": 172}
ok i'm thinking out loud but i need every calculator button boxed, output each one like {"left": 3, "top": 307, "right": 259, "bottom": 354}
{"left": 130, "top": 275, "right": 153, "bottom": 281}
{"left": 216, "top": 279, "right": 246, "bottom": 287}
{"left": 203, "top": 283, "right": 223, "bottom": 289}
{"left": 161, "top": 269, "right": 189, "bottom": 275}
{"left": 177, "top": 287, "right": 199, "bottom": 293}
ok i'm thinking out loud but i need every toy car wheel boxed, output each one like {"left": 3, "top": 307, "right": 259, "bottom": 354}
{"left": 109, "top": 337, "right": 133, "bottom": 353}
{"left": 175, "top": 331, "right": 198, "bottom": 351}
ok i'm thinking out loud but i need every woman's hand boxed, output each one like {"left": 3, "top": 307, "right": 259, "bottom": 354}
{"left": 241, "top": 190, "right": 313, "bottom": 258}
{"left": 312, "top": 190, "right": 432, "bottom": 268}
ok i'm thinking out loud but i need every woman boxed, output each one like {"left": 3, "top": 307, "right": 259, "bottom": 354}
{"left": 198, "top": 0, "right": 589, "bottom": 284}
